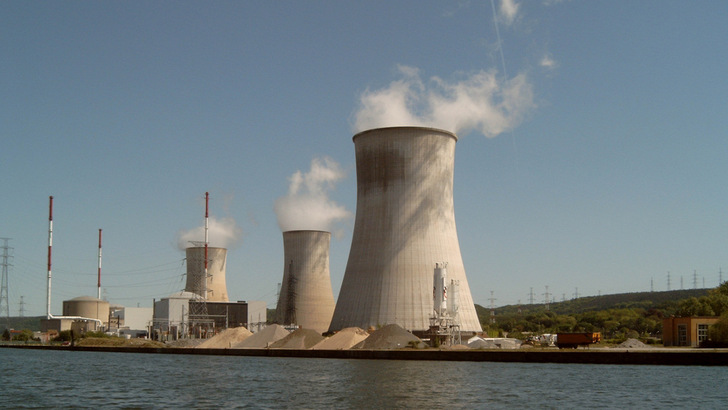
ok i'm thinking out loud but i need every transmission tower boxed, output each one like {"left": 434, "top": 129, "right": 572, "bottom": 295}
{"left": 693, "top": 270, "right": 698, "bottom": 289}
{"left": 667, "top": 271, "right": 671, "bottom": 291}
{"left": 18, "top": 296, "right": 25, "bottom": 317}
{"left": 573, "top": 287, "right": 579, "bottom": 299}
{"left": 488, "top": 291, "right": 496, "bottom": 324}
{"left": 528, "top": 287, "right": 535, "bottom": 305}
{"left": 543, "top": 286, "right": 551, "bottom": 311}
{"left": 720, "top": 267, "right": 723, "bottom": 285}
{"left": 0, "top": 238, "right": 12, "bottom": 327}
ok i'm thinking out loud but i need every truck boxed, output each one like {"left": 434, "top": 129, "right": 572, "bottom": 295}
{"left": 555, "top": 332, "right": 601, "bottom": 349}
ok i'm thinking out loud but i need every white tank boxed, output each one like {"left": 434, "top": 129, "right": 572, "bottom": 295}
{"left": 434, "top": 263, "right": 448, "bottom": 316}
{"left": 185, "top": 247, "right": 228, "bottom": 302}
{"left": 275, "top": 230, "right": 336, "bottom": 333}
{"left": 329, "top": 127, "right": 482, "bottom": 332}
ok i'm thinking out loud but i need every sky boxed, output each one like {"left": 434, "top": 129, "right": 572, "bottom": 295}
{"left": 2, "top": 1, "right": 727, "bottom": 317}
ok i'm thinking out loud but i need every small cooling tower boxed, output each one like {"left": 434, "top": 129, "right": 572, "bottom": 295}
{"left": 275, "top": 230, "right": 335, "bottom": 333}
{"left": 329, "top": 126, "right": 482, "bottom": 333}
{"left": 185, "top": 247, "right": 228, "bottom": 302}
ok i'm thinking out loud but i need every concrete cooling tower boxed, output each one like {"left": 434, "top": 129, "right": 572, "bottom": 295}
{"left": 185, "top": 247, "right": 228, "bottom": 302}
{"left": 329, "top": 126, "right": 482, "bottom": 333}
{"left": 275, "top": 230, "right": 336, "bottom": 333}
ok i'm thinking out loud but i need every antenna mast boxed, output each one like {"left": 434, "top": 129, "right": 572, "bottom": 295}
{"left": 97, "top": 229, "right": 102, "bottom": 300}
{"left": 46, "top": 196, "right": 53, "bottom": 319}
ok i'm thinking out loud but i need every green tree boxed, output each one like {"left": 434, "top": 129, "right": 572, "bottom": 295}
{"left": 708, "top": 312, "right": 728, "bottom": 344}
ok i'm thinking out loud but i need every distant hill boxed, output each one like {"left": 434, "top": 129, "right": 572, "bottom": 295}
{"left": 476, "top": 288, "right": 711, "bottom": 319}
{"left": 0, "top": 316, "right": 44, "bottom": 332}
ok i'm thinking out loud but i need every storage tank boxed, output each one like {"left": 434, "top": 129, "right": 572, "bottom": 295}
{"left": 63, "top": 296, "right": 110, "bottom": 322}
{"left": 275, "top": 230, "right": 336, "bottom": 333}
{"left": 185, "top": 247, "right": 228, "bottom": 302}
{"left": 329, "top": 126, "right": 482, "bottom": 333}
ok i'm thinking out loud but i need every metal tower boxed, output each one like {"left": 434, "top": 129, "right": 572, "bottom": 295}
{"left": 0, "top": 238, "right": 12, "bottom": 327}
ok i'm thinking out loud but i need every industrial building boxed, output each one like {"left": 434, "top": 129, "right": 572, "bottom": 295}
{"left": 662, "top": 316, "right": 719, "bottom": 347}
{"left": 185, "top": 246, "right": 228, "bottom": 302}
{"left": 329, "top": 127, "right": 482, "bottom": 334}
{"left": 41, "top": 296, "right": 109, "bottom": 333}
{"left": 109, "top": 306, "right": 153, "bottom": 338}
{"left": 275, "top": 230, "right": 336, "bottom": 333}
{"left": 152, "top": 292, "right": 266, "bottom": 340}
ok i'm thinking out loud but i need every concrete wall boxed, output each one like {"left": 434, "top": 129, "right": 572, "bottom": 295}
{"left": 330, "top": 127, "right": 482, "bottom": 333}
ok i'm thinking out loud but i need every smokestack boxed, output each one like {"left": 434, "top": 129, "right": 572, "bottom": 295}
{"left": 329, "top": 127, "right": 482, "bottom": 333}
{"left": 97, "top": 229, "right": 102, "bottom": 300}
{"left": 185, "top": 247, "right": 228, "bottom": 302}
{"left": 275, "top": 230, "right": 335, "bottom": 333}
{"left": 46, "top": 196, "right": 53, "bottom": 319}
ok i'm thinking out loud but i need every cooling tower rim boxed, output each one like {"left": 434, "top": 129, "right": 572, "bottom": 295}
{"left": 282, "top": 229, "right": 331, "bottom": 234}
{"left": 353, "top": 126, "right": 457, "bottom": 142}
{"left": 185, "top": 246, "right": 227, "bottom": 251}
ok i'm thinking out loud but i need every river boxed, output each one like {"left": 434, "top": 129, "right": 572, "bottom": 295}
{"left": 1, "top": 349, "right": 726, "bottom": 408}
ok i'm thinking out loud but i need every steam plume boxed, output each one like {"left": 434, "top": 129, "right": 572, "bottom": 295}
{"left": 353, "top": 65, "right": 535, "bottom": 138}
{"left": 176, "top": 216, "right": 242, "bottom": 250}
{"left": 274, "top": 157, "right": 351, "bottom": 232}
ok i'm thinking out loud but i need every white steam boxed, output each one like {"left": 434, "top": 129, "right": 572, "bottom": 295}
{"left": 176, "top": 216, "right": 242, "bottom": 250}
{"left": 353, "top": 65, "right": 535, "bottom": 138}
{"left": 274, "top": 157, "right": 352, "bottom": 233}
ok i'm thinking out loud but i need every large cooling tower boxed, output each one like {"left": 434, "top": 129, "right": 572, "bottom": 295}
{"left": 329, "top": 126, "right": 482, "bottom": 333}
{"left": 185, "top": 247, "right": 228, "bottom": 302}
{"left": 275, "top": 230, "right": 336, "bottom": 333}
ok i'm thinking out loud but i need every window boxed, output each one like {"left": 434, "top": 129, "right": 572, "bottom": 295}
{"left": 678, "top": 324, "right": 687, "bottom": 346}
{"left": 698, "top": 324, "right": 709, "bottom": 344}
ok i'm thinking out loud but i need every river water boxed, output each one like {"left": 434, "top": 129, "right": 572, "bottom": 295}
{"left": 1, "top": 348, "right": 726, "bottom": 408}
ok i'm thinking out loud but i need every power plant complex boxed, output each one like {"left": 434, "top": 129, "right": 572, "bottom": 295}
{"left": 37, "top": 126, "right": 484, "bottom": 340}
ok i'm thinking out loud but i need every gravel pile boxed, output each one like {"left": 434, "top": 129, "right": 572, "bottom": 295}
{"left": 269, "top": 328, "right": 325, "bottom": 349}
{"left": 616, "top": 338, "right": 650, "bottom": 349}
{"left": 352, "top": 324, "right": 424, "bottom": 349}
{"left": 196, "top": 327, "right": 253, "bottom": 349}
{"left": 233, "top": 324, "right": 290, "bottom": 348}
{"left": 165, "top": 339, "right": 205, "bottom": 348}
{"left": 311, "top": 327, "right": 369, "bottom": 350}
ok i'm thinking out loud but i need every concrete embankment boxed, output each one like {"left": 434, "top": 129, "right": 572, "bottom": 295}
{"left": 3, "top": 344, "right": 728, "bottom": 366}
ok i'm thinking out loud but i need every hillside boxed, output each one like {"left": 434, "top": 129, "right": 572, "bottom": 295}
{"left": 476, "top": 289, "right": 710, "bottom": 319}
{"left": 0, "top": 316, "right": 44, "bottom": 333}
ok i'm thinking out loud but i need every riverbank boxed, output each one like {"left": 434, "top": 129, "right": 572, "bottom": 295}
{"left": 2, "top": 343, "right": 727, "bottom": 366}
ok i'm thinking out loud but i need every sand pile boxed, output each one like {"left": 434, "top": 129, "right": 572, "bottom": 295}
{"left": 616, "top": 338, "right": 650, "bottom": 349}
{"left": 352, "top": 324, "right": 424, "bottom": 349}
{"left": 467, "top": 337, "right": 497, "bottom": 349}
{"left": 269, "top": 328, "right": 325, "bottom": 349}
{"left": 196, "top": 327, "right": 253, "bottom": 349}
{"left": 311, "top": 327, "right": 369, "bottom": 350}
{"left": 233, "top": 324, "right": 290, "bottom": 348}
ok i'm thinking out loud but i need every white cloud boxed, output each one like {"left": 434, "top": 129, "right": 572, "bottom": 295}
{"left": 499, "top": 0, "right": 520, "bottom": 26}
{"left": 176, "top": 216, "right": 242, "bottom": 250}
{"left": 354, "top": 66, "right": 535, "bottom": 138}
{"left": 274, "top": 157, "right": 352, "bottom": 233}
{"left": 540, "top": 54, "right": 558, "bottom": 69}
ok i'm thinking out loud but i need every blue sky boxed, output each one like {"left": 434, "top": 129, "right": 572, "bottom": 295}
{"left": 2, "top": 1, "right": 726, "bottom": 317}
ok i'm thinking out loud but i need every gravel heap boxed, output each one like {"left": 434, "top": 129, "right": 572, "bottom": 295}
{"left": 311, "top": 327, "right": 369, "bottom": 350}
{"left": 269, "top": 328, "right": 325, "bottom": 349}
{"left": 352, "top": 324, "right": 424, "bottom": 349}
{"left": 165, "top": 339, "right": 205, "bottom": 348}
{"left": 615, "top": 338, "right": 650, "bottom": 349}
{"left": 232, "top": 324, "right": 290, "bottom": 348}
{"left": 196, "top": 327, "right": 253, "bottom": 349}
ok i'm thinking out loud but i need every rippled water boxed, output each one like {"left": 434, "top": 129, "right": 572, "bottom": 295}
{"left": 1, "top": 348, "right": 726, "bottom": 408}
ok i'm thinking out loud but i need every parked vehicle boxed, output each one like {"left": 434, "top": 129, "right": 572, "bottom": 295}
{"left": 556, "top": 332, "right": 601, "bottom": 349}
